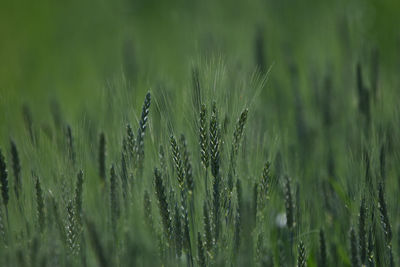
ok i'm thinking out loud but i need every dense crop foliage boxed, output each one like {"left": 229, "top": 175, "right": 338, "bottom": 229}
{"left": 1, "top": 0, "right": 400, "bottom": 266}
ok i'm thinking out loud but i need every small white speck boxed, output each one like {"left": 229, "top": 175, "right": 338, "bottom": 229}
{"left": 276, "top": 212, "right": 287, "bottom": 228}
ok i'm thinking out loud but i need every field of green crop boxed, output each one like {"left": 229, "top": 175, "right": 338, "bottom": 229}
{"left": 1, "top": 0, "right": 400, "bottom": 266}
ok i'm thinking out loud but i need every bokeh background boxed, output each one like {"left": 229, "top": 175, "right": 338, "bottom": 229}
{"left": 1, "top": 0, "right": 399, "bottom": 99}
{"left": 1, "top": 0, "right": 400, "bottom": 147}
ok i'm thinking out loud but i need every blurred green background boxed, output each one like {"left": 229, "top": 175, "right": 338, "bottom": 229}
{"left": 0, "top": 0, "right": 399, "bottom": 134}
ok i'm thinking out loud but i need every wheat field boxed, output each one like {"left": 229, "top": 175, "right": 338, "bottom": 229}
{"left": 1, "top": 0, "right": 400, "bottom": 266}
